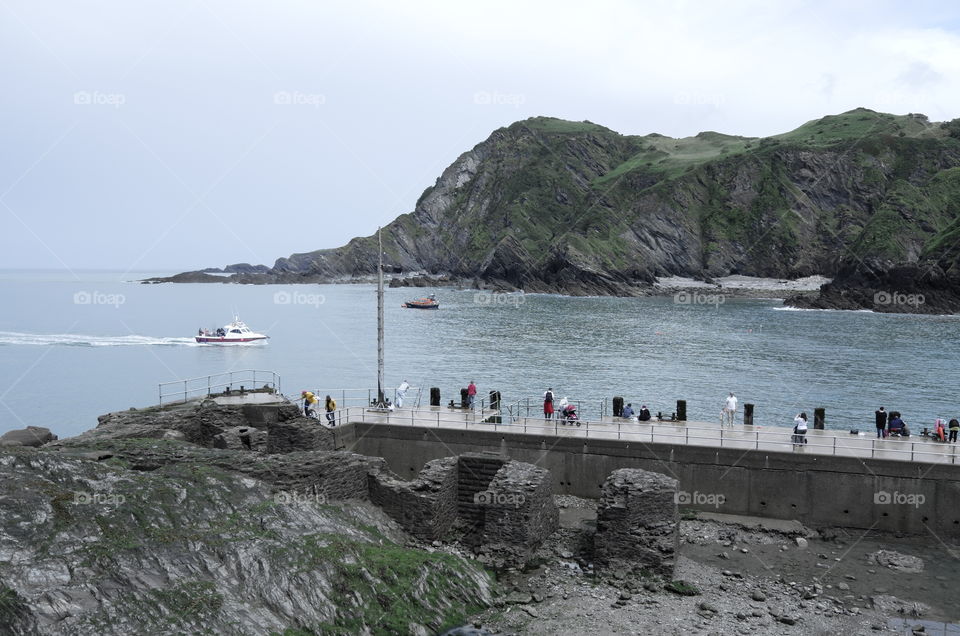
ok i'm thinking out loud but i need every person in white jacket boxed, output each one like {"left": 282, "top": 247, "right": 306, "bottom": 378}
{"left": 723, "top": 392, "right": 738, "bottom": 426}
{"left": 792, "top": 412, "right": 808, "bottom": 445}
{"left": 396, "top": 380, "right": 410, "bottom": 407}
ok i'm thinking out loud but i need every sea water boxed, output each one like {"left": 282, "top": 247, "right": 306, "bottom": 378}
{"left": 1, "top": 269, "right": 958, "bottom": 438}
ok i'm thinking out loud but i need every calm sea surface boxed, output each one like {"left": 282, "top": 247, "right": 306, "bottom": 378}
{"left": 1, "top": 270, "right": 958, "bottom": 438}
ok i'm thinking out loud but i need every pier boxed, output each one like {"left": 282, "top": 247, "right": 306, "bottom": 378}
{"left": 327, "top": 402, "right": 960, "bottom": 465}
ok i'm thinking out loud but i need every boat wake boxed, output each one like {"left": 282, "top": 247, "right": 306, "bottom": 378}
{"left": 0, "top": 332, "right": 202, "bottom": 347}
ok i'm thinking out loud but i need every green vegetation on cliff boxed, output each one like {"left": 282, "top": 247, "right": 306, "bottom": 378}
{"left": 175, "top": 108, "right": 960, "bottom": 300}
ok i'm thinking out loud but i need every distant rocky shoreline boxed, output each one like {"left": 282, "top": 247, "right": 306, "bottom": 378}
{"left": 142, "top": 268, "right": 960, "bottom": 314}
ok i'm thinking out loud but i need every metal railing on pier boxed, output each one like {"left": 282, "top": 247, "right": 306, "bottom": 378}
{"left": 159, "top": 369, "right": 281, "bottom": 406}
{"left": 331, "top": 404, "right": 960, "bottom": 466}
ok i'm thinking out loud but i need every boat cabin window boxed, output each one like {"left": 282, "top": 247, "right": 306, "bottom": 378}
{"left": 230, "top": 329, "right": 241, "bottom": 334}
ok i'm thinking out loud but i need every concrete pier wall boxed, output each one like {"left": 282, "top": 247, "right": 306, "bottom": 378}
{"left": 343, "top": 423, "right": 960, "bottom": 539}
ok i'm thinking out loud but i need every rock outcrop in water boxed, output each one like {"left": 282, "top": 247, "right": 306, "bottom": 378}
{"left": 148, "top": 109, "right": 960, "bottom": 312}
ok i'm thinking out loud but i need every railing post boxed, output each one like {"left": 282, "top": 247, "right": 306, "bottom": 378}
{"left": 911, "top": 443, "right": 915, "bottom": 462}
{"left": 720, "top": 427, "right": 723, "bottom": 447}
{"left": 183, "top": 380, "right": 187, "bottom": 403}
{"left": 755, "top": 430, "right": 759, "bottom": 450}
{"left": 872, "top": 439, "right": 875, "bottom": 458}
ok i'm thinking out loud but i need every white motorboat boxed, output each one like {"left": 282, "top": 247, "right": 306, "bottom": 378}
{"left": 195, "top": 318, "right": 268, "bottom": 344}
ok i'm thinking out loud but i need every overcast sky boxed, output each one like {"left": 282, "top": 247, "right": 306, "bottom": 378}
{"left": 2, "top": 0, "right": 960, "bottom": 272}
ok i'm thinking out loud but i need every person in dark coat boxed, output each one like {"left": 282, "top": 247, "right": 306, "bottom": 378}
{"left": 875, "top": 407, "right": 888, "bottom": 438}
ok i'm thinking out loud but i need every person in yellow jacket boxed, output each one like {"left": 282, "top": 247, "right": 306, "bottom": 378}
{"left": 301, "top": 391, "right": 318, "bottom": 417}
{"left": 325, "top": 395, "right": 337, "bottom": 426}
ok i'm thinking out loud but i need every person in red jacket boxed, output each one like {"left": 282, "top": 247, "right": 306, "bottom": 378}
{"left": 467, "top": 381, "right": 477, "bottom": 408}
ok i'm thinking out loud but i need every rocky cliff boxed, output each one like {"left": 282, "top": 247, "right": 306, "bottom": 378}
{"left": 150, "top": 109, "right": 960, "bottom": 310}
{"left": 0, "top": 402, "right": 495, "bottom": 635}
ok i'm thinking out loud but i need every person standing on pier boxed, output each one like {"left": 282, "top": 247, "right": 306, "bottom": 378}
{"left": 543, "top": 388, "right": 555, "bottom": 420}
{"left": 301, "top": 391, "right": 318, "bottom": 418}
{"left": 324, "top": 395, "right": 337, "bottom": 426}
{"left": 396, "top": 380, "right": 410, "bottom": 407}
{"left": 949, "top": 419, "right": 959, "bottom": 443}
{"left": 723, "top": 392, "right": 738, "bottom": 426}
{"left": 875, "top": 407, "right": 888, "bottom": 438}
{"left": 467, "top": 380, "right": 477, "bottom": 408}
{"left": 792, "top": 412, "right": 808, "bottom": 445}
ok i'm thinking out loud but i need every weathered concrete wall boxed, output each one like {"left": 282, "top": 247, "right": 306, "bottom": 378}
{"left": 595, "top": 468, "right": 679, "bottom": 579}
{"left": 368, "top": 456, "right": 459, "bottom": 540}
{"left": 474, "top": 461, "right": 559, "bottom": 568}
{"left": 457, "top": 453, "right": 509, "bottom": 530}
{"left": 348, "top": 423, "right": 960, "bottom": 539}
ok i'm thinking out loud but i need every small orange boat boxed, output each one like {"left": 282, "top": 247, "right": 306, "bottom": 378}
{"left": 403, "top": 294, "right": 439, "bottom": 309}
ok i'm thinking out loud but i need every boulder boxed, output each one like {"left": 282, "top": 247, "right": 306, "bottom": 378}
{"left": 0, "top": 426, "right": 57, "bottom": 447}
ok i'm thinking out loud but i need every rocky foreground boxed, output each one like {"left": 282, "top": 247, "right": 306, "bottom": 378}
{"left": 464, "top": 498, "right": 952, "bottom": 635}
{"left": 1, "top": 401, "right": 957, "bottom": 635}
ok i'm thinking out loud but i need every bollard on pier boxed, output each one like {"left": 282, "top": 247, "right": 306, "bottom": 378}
{"left": 814, "top": 408, "right": 825, "bottom": 430}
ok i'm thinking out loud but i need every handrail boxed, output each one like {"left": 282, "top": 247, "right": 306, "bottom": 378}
{"left": 159, "top": 369, "right": 281, "bottom": 406}
{"left": 330, "top": 405, "right": 959, "bottom": 466}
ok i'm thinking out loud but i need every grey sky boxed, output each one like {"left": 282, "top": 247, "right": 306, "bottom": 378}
{"left": 2, "top": 0, "right": 959, "bottom": 271}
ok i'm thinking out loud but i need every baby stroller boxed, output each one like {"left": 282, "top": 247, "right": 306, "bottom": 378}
{"left": 792, "top": 424, "right": 808, "bottom": 445}
{"left": 560, "top": 403, "right": 580, "bottom": 426}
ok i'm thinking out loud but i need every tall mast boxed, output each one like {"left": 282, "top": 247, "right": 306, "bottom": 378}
{"left": 377, "top": 226, "right": 385, "bottom": 405}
